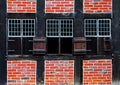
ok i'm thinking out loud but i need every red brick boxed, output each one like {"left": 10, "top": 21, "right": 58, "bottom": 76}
{"left": 45, "top": 0, "right": 74, "bottom": 13}
{"left": 45, "top": 60, "right": 74, "bottom": 85}
{"left": 7, "top": 60, "right": 36, "bottom": 85}
{"left": 7, "top": 0, "right": 36, "bottom": 13}
{"left": 83, "top": 0, "right": 112, "bottom": 13}
{"left": 83, "top": 59, "right": 112, "bottom": 85}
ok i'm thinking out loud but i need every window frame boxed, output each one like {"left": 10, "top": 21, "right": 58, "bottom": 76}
{"left": 84, "top": 19, "right": 111, "bottom": 37}
{"left": 46, "top": 19, "right": 73, "bottom": 38}
{"left": 8, "top": 19, "right": 35, "bottom": 37}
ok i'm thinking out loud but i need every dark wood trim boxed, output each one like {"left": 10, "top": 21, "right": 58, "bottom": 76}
{"left": 7, "top": 13, "right": 36, "bottom": 19}
{"left": 83, "top": 14, "right": 112, "bottom": 19}
{"left": 0, "top": 0, "right": 6, "bottom": 84}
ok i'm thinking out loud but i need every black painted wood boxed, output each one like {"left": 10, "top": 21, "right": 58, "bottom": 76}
{"left": 112, "top": 0, "right": 120, "bottom": 83}
{"left": 0, "top": 0, "right": 6, "bottom": 84}
{"left": 7, "top": 13, "right": 36, "bottom": 19}
{"left": 37, "top": 0, "right": 45, "bottom": 37}
{"left": 112, "top": 0, "right": 120, "bottom": 57}
{"left": 36, "top": 0, "right": 45, "bottom": 84}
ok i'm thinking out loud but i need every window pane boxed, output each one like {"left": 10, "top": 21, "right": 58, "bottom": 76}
{"left": 46, "top": 19, "right": 59, "bottom": 37}
{"left": 99, "top": 19, "right": 111, "bottom": 36}
{"left": 61, "top": 19, "right": 73, "bottom": 37}
{"left": 22, "top": 19, "right": 35, "bottom": 37}
{"left": 8, "top": 19, "right": 21, "bottom": 37}
{"left": 84, "top": 19, "right": 97, "bottom": 37}
{"left": 46, "top": 19, "right": 73, "bottom": 37}
{"left": 84, "top": 19, "right": 111, "bottom": 37}
{"left": 8, "top": 19, "right": 35, "bottom": 37}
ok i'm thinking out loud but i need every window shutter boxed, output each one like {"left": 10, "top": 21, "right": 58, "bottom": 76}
{"left": 8, "top": 38, "right": 21, "bottom": 55}
{"left": 23, "top": 38, "right": 33, "bottom": 55}
{"left": 33, "top": 37, "right": 46, "bottom": 55}
{"left": 73, "top": 37, "right": 87, "bottom": 55}
{"left": 104, "top": 38, "right": 111, "bottom": 52}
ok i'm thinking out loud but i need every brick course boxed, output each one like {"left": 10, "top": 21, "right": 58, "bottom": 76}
{"left": 83, "top": 59, "right": 112, "bottom": 85}
{"left": 45, "top": 0, "right": 74, "bottom": 13}
{"left": 7, "top": 0, "right": 36, "bottom": 13}
{"left": 83, "top": 0, "right": 112, "bottom": 13}
{"left": 45, "top": 60, "right": 74, "bottom": 85}
{"left": 7, "top": 60, "right": 36, "bottom": 85}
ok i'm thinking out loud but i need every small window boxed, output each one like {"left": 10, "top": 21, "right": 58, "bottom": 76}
{"left": 84, "top": 19, "right": 111, "bottom": 37}
{"left": 46, "top": 19, "right": 73, "bottom": 54}
{"left": 8, "top": 19, "right": 35, "bottom": 37}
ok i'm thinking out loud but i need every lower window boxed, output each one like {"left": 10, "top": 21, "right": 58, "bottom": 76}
{"left": 87, "top": 37, "right": 111, "bottom": 55}
{"left": 47, "top": 38, "right": 72, "bottom": 54}
{"left": 8, "top": 37, "right": 33, "bottom": 55}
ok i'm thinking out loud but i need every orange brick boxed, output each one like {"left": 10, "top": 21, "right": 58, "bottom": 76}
{"left": 45, "top": 60, "right": 74, "bottom": 85}
{"left": 83, "top": 59, "right": 112, "bottom": 85}
{"left": 45, "top": 0, "right": 74, "bottom": 13}
{"left": 83, "top": 0, "right": 112, "bottom": 13}
{"left": 7, "top": 60, "right": 36, "bottom": 85}
{"left": 7, "top": 0, "right": 36, "bottom": 13}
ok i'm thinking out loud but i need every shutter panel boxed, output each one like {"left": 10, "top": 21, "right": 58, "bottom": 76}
{"left": 33, "top": 37, "right": 46, "bottom": 55}
{"left": 8, "top": 38, "right": 21, "bottom": 55}
{"left": 23, "top": 38, "right": 33, "bottom": 55}
{"left": 73, "top": 37, "right": 87, "bottom": 55}
{"left": 104, "top": 38, "right": 111, "bottom": 52}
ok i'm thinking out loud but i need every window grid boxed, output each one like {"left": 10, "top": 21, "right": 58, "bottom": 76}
{"left": 84, "top": 19, "right": 111, "bottom": 37}
{"left": 46, "top": 19, "right": 73, "bottom": 37}
{"left": 8, "top": 19, "right": 35, "bottom": 37}
{"left": 98, "top": 19, "right": 111, "bottom": 36}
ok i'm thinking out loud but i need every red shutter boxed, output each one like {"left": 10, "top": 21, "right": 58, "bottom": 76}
{"left": 73, "top": 37, "right": 87, "bottom": 55}
{"left": 33, "top": 37, "right": 46, "bottom": 55}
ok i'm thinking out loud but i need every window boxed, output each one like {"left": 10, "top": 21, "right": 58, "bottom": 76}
{"left": 46, "top": 19, "right": 73, "bottom": 37}
{"left": 8, "top": 19, "right": 35, "bottom": 55}
{"left": 84, "top": 19, "right": 111, "bottom": 55}
{"left": 46, "top": 19, "right": 73, "bottom": 54}
{"left": 8, "top": 19, "right": 35, "bottom": 37}
{"left": 84, "top": 19, "right": 111, "bottom": 37}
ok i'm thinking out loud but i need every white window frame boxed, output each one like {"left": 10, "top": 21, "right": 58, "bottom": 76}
{"left": 84, "top": 19, "right": 111, "bottom": 37}
{"left": 8, "top": 19, "right": 35, "bottom": 37}
{"left": 46, "top": 19, "right": 73, "bottom": 37}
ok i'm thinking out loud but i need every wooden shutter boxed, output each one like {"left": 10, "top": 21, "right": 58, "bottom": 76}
{"left": 104, "top": 38, "right": 111, "bottom": 52}
{"left": 33, "top": 37, "right": 46, "bottom": 55}
{"left": 23, "top": 38, "right": 33, "bottom": 55}
{"left": 8, "top": 38, "right": 21, "bottom": 55}
{"left": 73, "top": 37, "right": 87, "bottom": 55}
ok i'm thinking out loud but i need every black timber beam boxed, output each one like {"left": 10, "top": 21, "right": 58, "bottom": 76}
{"left": 0, "top": 0, "right": 7, "bottom": 84}
{"left": 112, "top": 0, "right": 120, "bottom": 57}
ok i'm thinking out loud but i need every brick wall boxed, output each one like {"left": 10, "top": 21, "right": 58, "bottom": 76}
{"left": 45, "top": 0, "right": 74, "bottom": 13}
{"left": 7, "top": 0, "right": 36, "bottom": 13}
{"left": 83, "top": 0, "right": 112, "bottom": 13}
{"left": 45, "top": 60, "right": 74, "bottom": 85}
{"left": 83, "top": 59, "right": 112, "bottom": 85}
{"left": 7, "top": 60, "right": 36, "bottom": 85}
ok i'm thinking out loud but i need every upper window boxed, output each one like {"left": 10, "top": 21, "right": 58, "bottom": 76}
{"left": 8, "top": 19, "right": 35, "bottom": 37}
{"left": 46, "top": 19, "right": 73, "bottom": 37}
{"left": 84, "top": 19, "right": 111, "bottom": 37}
